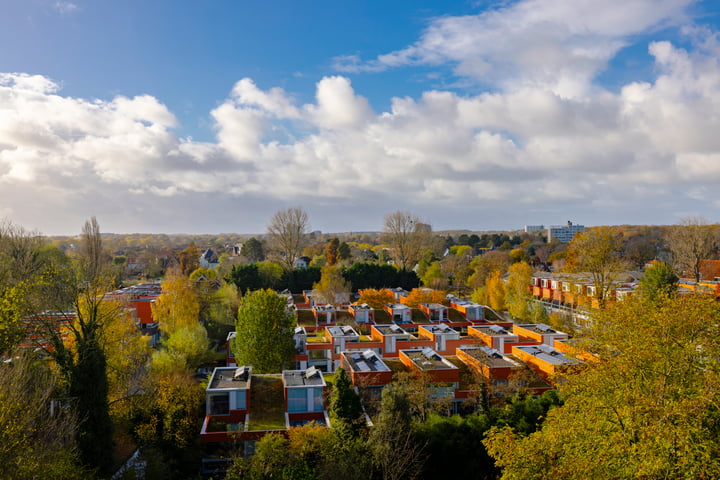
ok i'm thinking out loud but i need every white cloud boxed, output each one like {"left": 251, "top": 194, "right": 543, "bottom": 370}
{"left": 2, "top": 0, "right": 720, "bottom": 233}
{"left": 338, "top": 0, "right": 694, "bottom": 97}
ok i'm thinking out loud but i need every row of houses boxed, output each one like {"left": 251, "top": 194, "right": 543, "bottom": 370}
{"left": 202, "top": 305, "right": 582, "bottom": 446}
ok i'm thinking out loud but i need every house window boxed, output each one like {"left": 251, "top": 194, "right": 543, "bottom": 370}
{"left": 287, "top": 388, "right": 307, "bottom": 413}
{"left": 311, "top": 388, "right": 323, "bottom": 412}
{"left": 209, "top": 393, "right": 230, "bottom": 415}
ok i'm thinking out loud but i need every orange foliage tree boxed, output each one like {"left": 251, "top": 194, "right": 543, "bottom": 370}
{"left": 357, "top": 288, "right": 395, "bottom": 308}
{"left": 403, "top": 288, "right": 447, "bottom": 308}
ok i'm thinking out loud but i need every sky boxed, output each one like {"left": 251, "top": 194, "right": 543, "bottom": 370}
{"left": 1, "top": 0, "right": 720, "bottom": 235}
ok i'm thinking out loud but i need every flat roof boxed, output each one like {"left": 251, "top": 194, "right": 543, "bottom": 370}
{"left": 209, "top": 366, "right": 251, "bottom": 390}
{"left": 514, "top": 344, "right": 580, "bottom": 366}
{"left": 326, "top": 325, "right": 359, "bottom": 337}
{"left": 373, "top": 324, "right": 409, "bottom": 336}
{"left": 420, "top": 303, "right": 446, "bottom": 309}
{"left": 403, "top": 348, "right": 457, "bottom": 371}
{"left": 343, "top": 350, "right": 391, "bottom": 373}
{"left": 386, "top": 303, "right": 410, "bottom": 310}
{"left": 283, "top": 367, "right": 326, "bottom": 387}
{"left": 517, "top": 324, "right": 564, "bottom": 335}
{"left": 459, "top": 346, "right": 521, "bottom": 368}
{"left": 472, "top": 324, "right": 514, "bottom": 336}
{"left": 421, "top": 323, "right": 458, "bottom": 335}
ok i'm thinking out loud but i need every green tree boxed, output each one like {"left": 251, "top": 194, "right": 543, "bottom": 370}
{"left": 338, "top": 241, "right": 352, "bottom": 262}
{"left": 485, "top": 294, "right": 720, "bottom": 479}
{"left": 328, "top": 368, "right": 364, "bottom": 434}
{"left": 370, "top": 384, "right": 425, "bottom": 480}
{"left": 232, "top": 289, "right": 296, "bottom": 373}
{"left": 240, "top": 237, "right": 265, "bottom": 262}
{"left": 638, "top": 262, "right": 678, "bottom": 301}
{"left": 45, "top": 217, "right": 115, "bottom": 475}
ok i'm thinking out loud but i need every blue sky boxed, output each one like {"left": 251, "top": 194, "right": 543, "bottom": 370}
{"left": 1, "top": 0, "right": 720, "bottom": 235}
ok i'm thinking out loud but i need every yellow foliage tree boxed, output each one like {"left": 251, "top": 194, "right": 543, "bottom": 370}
{"left": 486, "top": 270, "right": 506, "bottom": 312}
{"left": 152, "top": 272, "right": 200, "bottom": 336}
{"left": 357, "top": 288, "right": 395, "bottom": 308}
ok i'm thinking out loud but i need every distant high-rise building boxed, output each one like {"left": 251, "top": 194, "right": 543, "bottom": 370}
{"left": 524, "top": 225, "right": 545, "bottom": 232}
{"left": 548, "top": 221, "right": 585, "bottom": 243}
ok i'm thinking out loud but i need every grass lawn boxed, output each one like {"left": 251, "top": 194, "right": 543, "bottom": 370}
{"left": 447, "top": 309, "right": 466, "bottom": 323}
{"left": 411, "top": 309, "right": 431, "bottom": 323}
{"left": 373, "top": 309, "right": 391, "bottom": 323}
{"left": 382, "top": 358, "right": 408, "bottom": 374}
{"left": 296, "top": 309, "right": 316, "bottom": 326}
{"left": 247, "top": 375, "right": 287, "bottom": 431}
{"left": 335, "top": 311, "right": 354, "bottom": 325}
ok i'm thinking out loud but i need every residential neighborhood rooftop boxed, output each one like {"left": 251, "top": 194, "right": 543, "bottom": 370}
{"left": 282, "top": 367, "right": 326, "bottom": 387}
{"left": 209, "top": 366, "right": 251, "bottom": 390}
{"left": 343, "top": 350, "right": 390, "bottom": 373}
{"left": 403, "top": 348, "right": 457, "bottom": 371}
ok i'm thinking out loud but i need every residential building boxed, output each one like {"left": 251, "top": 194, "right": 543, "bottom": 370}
{"left": 547, "top": 221, "right": 585, "bottom": 243}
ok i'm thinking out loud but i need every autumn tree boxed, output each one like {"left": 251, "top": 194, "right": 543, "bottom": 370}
{"left": 485, "top": 270, "right": 506, "bottom": 312}
{"left": 468, "top": 250, "right": 511, "bottom": 288}
{"left": 565, "top": 227, "right": 627, "bottom": 308}
{"left": 44, "top": 217, "right": 115, "bottom": 475}
{"left": 151, "top": 271, "right": 201, "bottom": 336}
{"left": 178, "top": 241, "right": 200, "bottom": 275}
{"left": 403, "top": 287, "right": 446, "bottom": 308}
{"left": 357, "top": 288, "right": 394, "bottom": 308}
{"left": 0, "top": 352, "right": 91, "bottom": 479}
{"left": 267, "top": 207, "right": 310, "bottom": 271}
{"left": 485, "top": 294, "right": 720, "bottom": 479}
{"left": 325, "top": 237, "right": 340, "bottom": 266}
{"left": 232, "top": 289, "right": 296, "bottom": 373}
{"left": 505, "top": 262, "right": 533, "bottom": 321}
{"left": 382, "top": 211, "right": 431, "bottom": 271}
{"left": 666, "top": 216, "right": 719, "bottom": 282}
{"left": 313, "top": 265, "right": 351, "bottom": 305}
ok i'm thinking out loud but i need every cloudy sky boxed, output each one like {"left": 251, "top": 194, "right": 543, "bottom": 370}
{"left": 1, "top": 0, "right": 720, "bottom": 235}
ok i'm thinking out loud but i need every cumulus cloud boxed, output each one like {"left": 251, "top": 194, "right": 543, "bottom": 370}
{"left": 336, "top": 0, "right": 693, "bottom": 96}
{"left": 2, "top": 0, "right": 720, "bottom": 232}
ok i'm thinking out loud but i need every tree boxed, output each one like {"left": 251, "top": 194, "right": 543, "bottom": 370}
{"left": 565, "top": 227, "right": 627, "bottom": 308}
{"left": 232, "top": 289, "right": 296, "bottom": 373}
{"left": 178, "top": 241, "right": 200, "bottom": 275}
{"left": 267, "top": 207, "right": 310, "bottom": 271}
{"left": 382, "top": 211, "right": 431, "bottom": 271}
{"left": 357, "top": 288, "right": 394, "bottom": 308}
{"left": 421, "top": 261, "right": 447, "bottom": 289}
{"left": 44, "top": 217, "right": 115, "bottom": 475}
{"left": 666, "top": 216, "right": 718, "bottom": 282}
{"left": 338, "top": 241, "right": 352, "bottom": 262}
{"left": 240, "top": 237, "right": 265, "bottom": 262}
{"left": 638, "top": 262, "right": 678, "bottom": 301}
{"left": 0, "top": 352, "right": 91, "bottom": 480}
{"left": 505, "top": 262, "right": 533, "bottom": 321}
{"left": 325, "top": 237, "right": 340, "bottom": 266}
{"left": 486, "top": 270, "right": 506, "bottom": 312}
{"left": 328, "top": 368, "right": 364, "bottom": 434}
{"left": 313, "top": 265, "right": 351, "bottom": 305}
{"left": 403, "top": 288, "right": 446, "bottom": 308}
{"left": 484, "top": 294, "right": 720, "bottom": 479}
{"left": 468, "top": 251, "right": 511, "bottom": 288}
{"left": 151, "top": 272, "right": 200, "bottom": 336}
{"left": 370, "top": 384, "right": 425, "bottom": 480}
